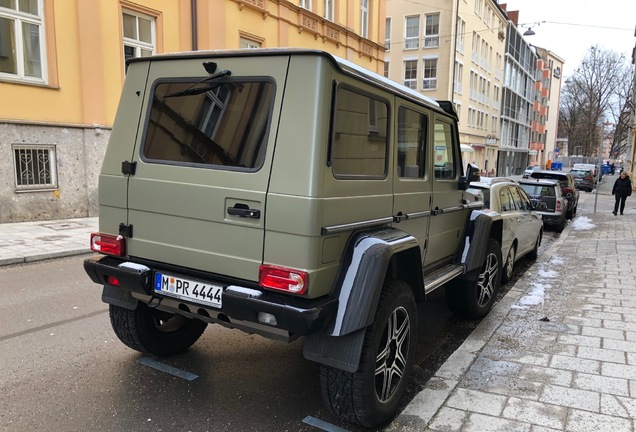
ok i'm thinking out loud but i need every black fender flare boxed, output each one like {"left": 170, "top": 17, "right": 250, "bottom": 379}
{"left": 328, "top": 227, "right": 422, "bottom": 337}
{"left": 303, "top": 227, "right": 422, "bottom": 372}
{"left": 459, "top": 210, "right": 502, "bottom": 274}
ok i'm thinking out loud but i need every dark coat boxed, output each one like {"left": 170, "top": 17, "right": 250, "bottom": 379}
{"left": 612, "top": 175, "right": 632, "bottom": 197}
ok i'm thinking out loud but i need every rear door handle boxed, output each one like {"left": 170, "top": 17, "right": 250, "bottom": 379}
{"left": 227, "top": 204, "right": 261, "bottom": 219}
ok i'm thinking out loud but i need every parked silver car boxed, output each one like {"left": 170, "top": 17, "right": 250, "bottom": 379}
{"left": 468, "top": 177, "right": 544, "bottom": 282}
{"left": 519, "top": 178, "right": 568, "bottom": 233}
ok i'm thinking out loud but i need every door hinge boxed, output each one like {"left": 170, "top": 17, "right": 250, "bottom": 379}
{"left": 121, "top": 161, "right": 137, "bottom": 175}
{"left": 119, "top": 223, "right": 133, "bottom": 238}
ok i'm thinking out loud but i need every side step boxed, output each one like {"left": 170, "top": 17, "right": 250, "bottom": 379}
{"left": 423, "top": 264, "right": 464, "bottom": 294}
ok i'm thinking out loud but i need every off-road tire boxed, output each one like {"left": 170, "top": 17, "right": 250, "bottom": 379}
{"left": 446, "top": 238, "right": 502, "bottom": 319}
{"left": 528, "top": 231, "right": 542, "bottom": 260}
{"left": 109, "top": 303, "right": 207, "bottom": 356}
{"left": 320, "top": 280, "right": 417, "bottom": 428}
{"left": 502, "top": 243, "right": 516, "bottom": 283}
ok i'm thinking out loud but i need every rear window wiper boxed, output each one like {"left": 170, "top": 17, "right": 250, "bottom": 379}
{"left": 163, "top": 70, "right": 231, "bottom": 98}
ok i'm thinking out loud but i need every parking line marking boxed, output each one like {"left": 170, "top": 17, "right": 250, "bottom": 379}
{"left": 302, "top": 416, "right": 350, "bottom": 432}
{"left": 137, "top": 356, "right": 199, "bottom": 381}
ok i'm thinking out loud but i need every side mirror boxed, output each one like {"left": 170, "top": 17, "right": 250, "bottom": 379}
{"left": 459, "top": 163, "right": 480, "bottom": 190}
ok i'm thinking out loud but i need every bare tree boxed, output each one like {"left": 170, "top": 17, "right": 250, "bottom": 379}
{"left": 558, "top": 45, "right": 632, "bottom": 158}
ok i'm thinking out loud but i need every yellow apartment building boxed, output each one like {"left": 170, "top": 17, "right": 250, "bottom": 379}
{"left": 0, "top": 0, "right": 385, "bottom": 223}
{"left": 384, "top": 0, "right": 508, "bottom": 175}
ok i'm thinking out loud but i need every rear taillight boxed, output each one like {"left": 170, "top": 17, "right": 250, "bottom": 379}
{"left": 556, "top": 201, "right": 562, "bottom": 212}
{"left": 585, "top": 176, "right": 593, "bottom": 181}
{"left": 259, "top": 265, "right": 308, "bottom": 295}
{"left": 90, "top": 233, "right": 126, "bottom": 257}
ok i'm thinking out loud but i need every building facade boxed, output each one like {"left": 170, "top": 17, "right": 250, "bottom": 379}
{"left": 0, "top": 0, "right": 385, "bottom": 223}
{"left": 534, "top": 47, "right": 564, "bottom": 169}
{"left": 496, "top": 18, "right": 537, "bottom": 177}
{"left": 384, "top": 0, "right": 508, "bottom": 175}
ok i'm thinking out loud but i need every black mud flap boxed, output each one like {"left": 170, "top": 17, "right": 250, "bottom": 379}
{"left": 303, "top": 328, "right": 366, "bottom": 373}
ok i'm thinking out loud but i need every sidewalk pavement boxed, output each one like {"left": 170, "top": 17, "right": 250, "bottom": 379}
{"left": 0, "top": 216, "right": 97, "bottom": 266}
{"left": 390, "top": 186, "right": 636, "bottom": 431}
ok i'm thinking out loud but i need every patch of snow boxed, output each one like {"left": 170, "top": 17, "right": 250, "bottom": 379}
{"left": 512, "top": 283, "right": 550, "bottom": 309}
{"left": 537, "top": 269, "right": 558, "bottom": 278}
{"left": 571, "top": 216, "right": 596, "bottom": 230}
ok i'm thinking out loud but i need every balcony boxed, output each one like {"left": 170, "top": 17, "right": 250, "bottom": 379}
{"left": 530, "top": 142, "right": 545, "bottom": 151}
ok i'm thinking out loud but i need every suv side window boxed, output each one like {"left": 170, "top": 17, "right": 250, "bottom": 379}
{"left": 142, "top": 79, "right": 275, "bottom": 170}
{"left": 433, "top": 120, "right": 457, "bottom": 179}
{"left": 397, "top": 107, "right": 427, "bottom": 178}
{"left": 332, "top": 87, "right": 389, "bottom": 178}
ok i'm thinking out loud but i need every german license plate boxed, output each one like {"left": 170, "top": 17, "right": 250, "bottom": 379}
{"left": 154, "top": 272, "right": 222, "bottom": 308}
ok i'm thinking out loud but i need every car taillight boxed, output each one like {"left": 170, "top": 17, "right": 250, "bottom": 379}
{"left": 259, "top": 265, "right": 308, "bottom": 295}
{"left": 556, "top": 201, "right": 562, "bottom": 212}
{"left": 90, "top": 233, "right": 126, "bottom": 257}
{"left": 585, "top": 176, "right": 593, "bottom": 181}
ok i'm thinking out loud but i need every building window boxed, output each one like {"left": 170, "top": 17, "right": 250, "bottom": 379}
{"left": 385, "top": 17, "right": 391, "bottom": 50}
{"left": 323, "top": 0, "right": 333, "bottom": 21}
{"left": 360, "top": 0, "right": 368, "bottom": 38}
{"left": 424, "top": 13, "right": 439, "bottom": 48}
{"left": 13, "top": 144, "right": 58, "bottom": 190}
{"left": 422, "top": 58, "right": 437, "bottom": 90}
{"left": 123, "top": 10, "right": 155, "bottom": 61}
{"left": 240, "top": 37, "right": 261, "bottom": 49}
{"left": 0, "top": 0, "right": 46, "bottom": 83}
{"left": 299, "top": 0, "right": 312, "bottom": 10}
{"left": 404, "top": 15, "right": 419, "bottom": 50}
{"left": 403, "top": 59, "right": 417, "bottom": 89}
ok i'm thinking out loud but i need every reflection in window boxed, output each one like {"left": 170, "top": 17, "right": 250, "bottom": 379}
{"left": 398, "top": 107, "right": 427, "bottom": 178}
{"left": 433, "top": 121, "right": 457, "bottom": 179}
{"left": 0, "top": 0, "right": 44, "bottom": 81}
{"left": 332, "top": 87, "right": 388, "bottom": 178}
{"left": 143, "top": 80, "right": 274, "bottom": 170}
{"left": 123, "top": 11, "right": 155, "bottom": 61}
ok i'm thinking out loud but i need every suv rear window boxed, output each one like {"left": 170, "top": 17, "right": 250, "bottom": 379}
{"left": 520, "top": 184, "right": 555, "bottom": 197}
{"left": 142, "top": 79, "right": 275, "bottom": 170}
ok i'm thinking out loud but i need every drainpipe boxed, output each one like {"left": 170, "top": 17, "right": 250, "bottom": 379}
{"left": 450, "top": 0, "right": 460, "bottom": 100}
{"left": 191, "top": 0, "right": 198, "bottom": 51}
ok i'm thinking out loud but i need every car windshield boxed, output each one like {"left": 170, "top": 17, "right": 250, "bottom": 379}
{"left": 571, "top": 170, "right": 591, "bottom": 177}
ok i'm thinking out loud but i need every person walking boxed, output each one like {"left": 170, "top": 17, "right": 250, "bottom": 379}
{"left": 612, "top": 171, "right": 632, "bottom": 215}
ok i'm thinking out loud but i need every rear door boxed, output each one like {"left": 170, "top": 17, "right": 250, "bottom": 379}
{"left": 125, "top": 55, "right": 289, "bottom": 281}
{"left": 392, "top": 103, "right": 432, "bottom": 266}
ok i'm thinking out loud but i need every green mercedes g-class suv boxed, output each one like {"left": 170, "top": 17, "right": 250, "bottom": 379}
{"left": 84, "top": 49, "right": 503, "bottom": 428}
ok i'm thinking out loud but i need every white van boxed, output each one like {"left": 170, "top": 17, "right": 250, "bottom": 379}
{"left": 572, "top": 163, "right": 602, "bottom": 183}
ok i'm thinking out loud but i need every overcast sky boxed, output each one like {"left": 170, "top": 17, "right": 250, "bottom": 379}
{"left": 499, "top": 0, "right": 635, "bottom": 77}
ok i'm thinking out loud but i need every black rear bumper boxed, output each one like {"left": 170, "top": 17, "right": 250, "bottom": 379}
{"left": 83, "top": 255, "right": 338, "bottom": 336}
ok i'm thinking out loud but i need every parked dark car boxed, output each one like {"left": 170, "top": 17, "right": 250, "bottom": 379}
{"left": 570, "top": 169, "right": 594, "bottom": 192}
{"left": 529, "top": 170, "right": 579, "bottom": 219}
{"left": 519, "top": 178, "right": 568, "bottom": 232}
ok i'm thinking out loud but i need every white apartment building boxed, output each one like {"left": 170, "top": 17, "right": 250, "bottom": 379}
{"left": 384, "top": 0, "right": 508, "bottom": 175}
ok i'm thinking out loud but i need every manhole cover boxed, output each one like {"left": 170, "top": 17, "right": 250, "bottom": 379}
{"left": 40, "top": 222, "right": 84, "bottom": 231}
